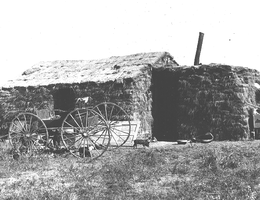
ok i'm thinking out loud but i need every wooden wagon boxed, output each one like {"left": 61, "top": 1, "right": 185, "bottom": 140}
{"left": 0, "top": 100, "right": 139, "bottom": 161}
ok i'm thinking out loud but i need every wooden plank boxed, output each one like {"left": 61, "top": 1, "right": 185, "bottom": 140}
{"left": 109, "top": 121, "right": 141, "bottom": 145}
{"left": 69, "top": 121, "right": 141, "bottom": 148}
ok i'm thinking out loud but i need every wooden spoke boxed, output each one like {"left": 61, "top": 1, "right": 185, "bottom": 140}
{"left": 64, "top": 120, "right": 80, "bottom": 132}
{"left": 110, "top": 126, "right": 131, "bottom": 135}
{"left": 108, "top": 104, "right": 115, "bottom": 121}
{"left": 9, "top": 112, "right": 48, "bottom": 157}
{"left": 61, "top": 108, "right": 110, "bottom": 161}
{"left": 77, "top": 110, "right": 84, "bottom": 128}
{"left": 110, "top": 127, "right": 127, "bottom": 141}
{"left": 93, "top": 102, "right": 131, "bottom": 148}
{"left": 28, "top": 115, "right": 33, "bottom": 132}
{"left": 69, "top": 113, "right": 81, "bottom": 128}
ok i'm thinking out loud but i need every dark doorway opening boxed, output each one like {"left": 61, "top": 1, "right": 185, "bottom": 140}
{"left": 53, "top": 88, "right": 76, "bottom": 111}
{"left": 151, "top": 68, "right": 179, "bottom": 141}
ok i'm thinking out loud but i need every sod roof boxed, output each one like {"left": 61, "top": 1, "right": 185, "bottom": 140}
{"left": 3, "top": 52, "right": 178, "bottom": 88}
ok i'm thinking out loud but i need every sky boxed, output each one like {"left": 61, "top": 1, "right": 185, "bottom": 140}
{"left": 0, "top": 0, "right": 259, "bottom": 85}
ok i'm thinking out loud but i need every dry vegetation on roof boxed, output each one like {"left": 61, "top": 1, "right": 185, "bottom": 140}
{"left": 4, "top": 52, "right": 177, "bottom": 88}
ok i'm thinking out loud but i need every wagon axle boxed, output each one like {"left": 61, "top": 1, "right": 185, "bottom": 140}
{"left": 5, "top": 102, "right": 131, "bottom": 161}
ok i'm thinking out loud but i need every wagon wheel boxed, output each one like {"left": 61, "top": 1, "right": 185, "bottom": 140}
{"left": 8, "top": 112, "right": 49, "bottom": 157}
{"left": 93, "top": 102, "right": 131, "bottom": 148}
{"left": 61, "top": 108, "right": 110, "bottom": 161}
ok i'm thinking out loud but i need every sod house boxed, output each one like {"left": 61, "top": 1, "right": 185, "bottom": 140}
{"left": 1, "top": 52, "right": 260, "bottom": 141}
{"left": 152, "top": 64, "right": 260, "bottom": 141}
{"left": 0, "top": 52, "right": 178, "bottom": 139}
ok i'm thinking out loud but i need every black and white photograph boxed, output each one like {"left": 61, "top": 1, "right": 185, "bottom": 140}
{"left": 0, "top": 0, "right": 260, "bottom": 199}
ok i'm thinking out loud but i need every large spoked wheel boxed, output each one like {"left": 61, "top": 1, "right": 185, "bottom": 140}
{"left": 8, "top": 112, "right": 49, "bottom": 156}
{"left": 61, "top": 108, "right": 110, "bottom": 161}
{"left": 93, "top": 102, "right": 131, "bottom": 148}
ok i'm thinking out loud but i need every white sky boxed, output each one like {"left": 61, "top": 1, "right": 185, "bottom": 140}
{"left": 0, "top": 0, "right": 260, "bottom": 85}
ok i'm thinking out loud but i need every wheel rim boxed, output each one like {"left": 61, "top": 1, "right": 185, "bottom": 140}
{"left": 93, "top": 102, "right": 131, "bottom": 148}
{"left": 8, "top": 112, "right": 49, "bottom": 156}
{"left": 61, "top": 108, "right": 110, "bottom": 160}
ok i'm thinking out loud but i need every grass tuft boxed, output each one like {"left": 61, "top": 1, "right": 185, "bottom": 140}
{"left": 1, "top": 141, "right": 260, "bottom": 199}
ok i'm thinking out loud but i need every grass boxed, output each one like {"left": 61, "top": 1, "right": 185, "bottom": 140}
{"left": 1, "top": 141, "right": 260, "bottom": 199}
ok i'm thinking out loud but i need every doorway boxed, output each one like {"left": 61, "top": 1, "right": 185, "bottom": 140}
{"left": 151, "top": 68, "right": 179, "bottom": 141}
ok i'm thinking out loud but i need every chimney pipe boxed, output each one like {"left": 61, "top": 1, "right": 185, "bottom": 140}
{"left": 194, "top": 32, "right": 204, "bottom": 65}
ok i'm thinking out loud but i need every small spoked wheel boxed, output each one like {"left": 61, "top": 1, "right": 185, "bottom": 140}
{"left": 61, "top": 108, "right": 110, "bottom": 161}
{"left": 93, "top": 102, "right": 131, "bottom": 148}
{"left": 8, "top": 112, "right": 49, "bottom": 157}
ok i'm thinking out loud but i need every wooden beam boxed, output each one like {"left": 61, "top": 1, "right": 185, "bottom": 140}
{"left": 194, "top": 32, "right": 204, "bottom": 65}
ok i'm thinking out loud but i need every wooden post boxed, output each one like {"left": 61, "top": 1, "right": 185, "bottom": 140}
{"left": 194, "top": 32, "right": 204, "bottom": 65}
